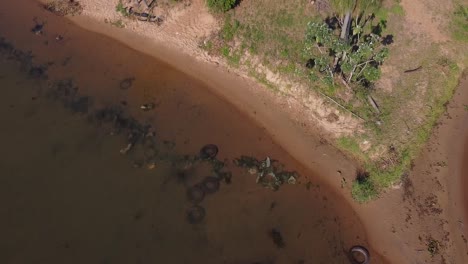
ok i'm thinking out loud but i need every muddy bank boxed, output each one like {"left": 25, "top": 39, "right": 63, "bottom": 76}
{"left": 0, "top": 1, "right": 388, "bottom": 263}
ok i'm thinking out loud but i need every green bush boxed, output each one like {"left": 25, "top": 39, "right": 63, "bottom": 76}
{"left": 206, "top": 0, "right": 237, "bottom": 12}
{"left": 351, "top": 176, "right": 378, "bottom": 203}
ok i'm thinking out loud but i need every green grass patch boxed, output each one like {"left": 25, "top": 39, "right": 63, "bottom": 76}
{"left": 350, "top": 61, "right": 462, "bottom": 202}
{"left": 451, "top": 4, "right": 468, "bottom": 42}
{"left": 390, "top": 3, "right": 405, "bottom": 16}
{"left": 352, "top": 177, "right": 378, "bottom": 203}
{"left": 337, "top": 136, "right": 364, "bottom": 158}
{"left": 116, "top": 0, "right": 129, "bottom": 17}
{"left": 206, "top": 0, "right": 237, "bottom": 13}
{"left": 221, "top": 16, "right": 240, "bottom": 41}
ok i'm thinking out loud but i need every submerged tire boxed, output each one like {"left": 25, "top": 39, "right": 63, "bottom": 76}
{"left": 349, "top": 246, "right": 370, "bottom": 264}
{"left": 119, "top": 77, "right": 135, "bottom": 90}
{"left": 187, "top": 184, "right": 205, "bottom": 204}
{"left": 199, "top": 144, "right": 218, "bottom": 159}
{"left": 186, "top": 205, "right": 206, "bottom": 224}
{"left": 201, "top": 176, "right": 220, "bottom": 194}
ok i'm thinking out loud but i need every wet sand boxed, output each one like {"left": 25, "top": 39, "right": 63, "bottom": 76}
{"left": 0, "top": 1, "right": 388, "bottom": 264}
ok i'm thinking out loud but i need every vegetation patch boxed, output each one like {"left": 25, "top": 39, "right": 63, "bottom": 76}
{"left": 451, "top": 3, "right": 468, "bottom": 41}
{"left": 206, "top": 0, "right": 237, "bottom": 12}
{"left": 203, "top": 0, "right": 467, "bottom": 202}
{"left": 116, "top": 0, "right": 130, "bottom": 17}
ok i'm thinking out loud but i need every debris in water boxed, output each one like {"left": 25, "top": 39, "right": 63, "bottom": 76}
{"left": 200, "top": 144, "right": 219, "bottom": 159}
{"left": 269, "top": 228, "right": 285, "bottom": 248}
{"left": 119, "top": 77, "right": 135, "bottom": 90}
{"left": 186, "top": 205, "right": 206, "bottom": 224}
{"left": 146, "top": 162, "right": 156, "bottom": 170}
{"left": 120, "top": 143, "right": 133, "bottom": 154}
{"left": 201, "top": 176, "right": 220, "bottom": 194}
{"left": 31, "top": 21, "right": 44, "bottom": 35}
{"left": 187, "top": 184, "right": 205, "bottom": 204}
{"left": 140, "top": 103, "right": 155, "bottom": 111}
{"left": 234, "top": 156, "right": 298, "bottom": 190}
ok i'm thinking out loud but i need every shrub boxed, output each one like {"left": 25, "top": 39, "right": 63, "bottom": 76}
{"left": 206, "top": 0, "right": 237, "bottom": 12}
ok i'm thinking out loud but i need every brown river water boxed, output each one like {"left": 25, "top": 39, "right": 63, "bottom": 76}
{"left": 0, "top": 1, "right": 389, "bottom": 264}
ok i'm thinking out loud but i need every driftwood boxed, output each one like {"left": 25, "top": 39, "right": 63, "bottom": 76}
{"left": 404, "top": 66, "right": 422, "bottom": 73}
{"left": 367, "top": 95, "right": 381, "bottom": 114}
{"left": 317, "top": 91, "right": 365, "bottom": 121}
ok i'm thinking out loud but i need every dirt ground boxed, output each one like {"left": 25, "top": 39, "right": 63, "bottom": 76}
{"left": 355, "top": 75, "right": 468, "bottom": 263}
{"left": 1, "top": 0, "right": 467, "bottom": 263}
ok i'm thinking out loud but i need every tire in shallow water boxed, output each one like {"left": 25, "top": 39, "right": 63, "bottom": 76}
{"left": 349, "top": 246, "right": 370, "bottom": 264}
{"left": 201, "top": 176, "right": 220, "bottom": 194}
{"left": 186, "top": 205, "right": 206, "bottom": 224}
{"left": 199, "top": 144, "right": 218, "bottom": 159}
{"left": 186, "top": 184, "right": 205, "bottom": 204}
{"left": 119, "top": 77, "right": 135, "bottom": 90}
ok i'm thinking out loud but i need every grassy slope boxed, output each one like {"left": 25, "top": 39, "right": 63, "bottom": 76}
{"left": 203, "top": 0, "right": 468, "bottom": 202}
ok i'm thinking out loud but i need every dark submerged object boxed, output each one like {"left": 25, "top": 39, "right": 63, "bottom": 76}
{"left": 349, "top": 245, "right": 370, "bottom": 264}
{"left": 269, "top": 228, "right": 285, "bottom": 248}
{"left": 28, "top": 66, "right": 47, "bottom": 79}
{"left": 31, "top": 21, "right": 44, "bottom": 35}
{"left": 199, "top": 144, "right": 218, "bottom": 159}
{"left": 187, "top": 184, "right": 205, "bottom": 204}
{"left": 119, "top": 77, "right": 135, "bottom": 89}
{"left": 201, "top": 176, "right": 220, "bottom": 194}
{"left": 219, "top": 171, "right": 232, "bottom": 184}
{"left": 186, "top": 205, "right": 205, "bottom": 224}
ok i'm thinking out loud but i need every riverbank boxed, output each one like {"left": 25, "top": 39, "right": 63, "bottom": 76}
{"left": 3, "top": 0, "right": 467, "bottom": 263}
{"left": 0, "top": 1, "right": 390, "bottom": 263}
{"left": 61, "top": 1, "right": 468, "bottom": 262}
{"left": 58, "top": 0, "right": 363, "bottom": 206}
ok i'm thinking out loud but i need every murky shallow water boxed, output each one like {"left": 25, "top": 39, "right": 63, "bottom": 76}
{"left": 0, "top": 1, "right": 383, "bottom": 263}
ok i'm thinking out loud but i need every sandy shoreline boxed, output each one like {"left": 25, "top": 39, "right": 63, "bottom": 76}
{"left": 51, "top": 1, "right": 468, "bottom": 263}
{"left": 0, "top": 1, "right": 388, "bottom": 263}
{"left": 3, "top": 0, "right": 467, "bottom": 262}
{"left": 63, "top": 1, "right": 361, "bottom": 200}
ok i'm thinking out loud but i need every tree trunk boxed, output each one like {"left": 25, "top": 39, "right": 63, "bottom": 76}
{"left": 340, "top": 11, "right": 352, "bottom": 41}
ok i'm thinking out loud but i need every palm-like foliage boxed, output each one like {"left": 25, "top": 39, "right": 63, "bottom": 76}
{"left": 303, "top": 0, "right": 388, "bottom": 86}
{"left": 330, "top": 0, "right": 382, "bottom": 40}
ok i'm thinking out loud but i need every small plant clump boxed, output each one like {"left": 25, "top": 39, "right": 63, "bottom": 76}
{"left": 351, "top": 169, "right": 378, "bottom": 202}
{"left": 427, "top": 237, "right": 440, "bottom": 257}
{"left": 43, "top": 0, "right": 83, "bottom": 16}
{"left": 116, "top": 0, "right": 129, "bottom": 17}
{"left": 206, "top": 0, "right": 237, "bottom": 13}
{"left": 106, "top": 19, "right": 126, "bottom": 28}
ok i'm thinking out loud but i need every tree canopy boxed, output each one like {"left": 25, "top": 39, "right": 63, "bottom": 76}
{"left": 304, "top": 0, "right": 389, "bottom": 86}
